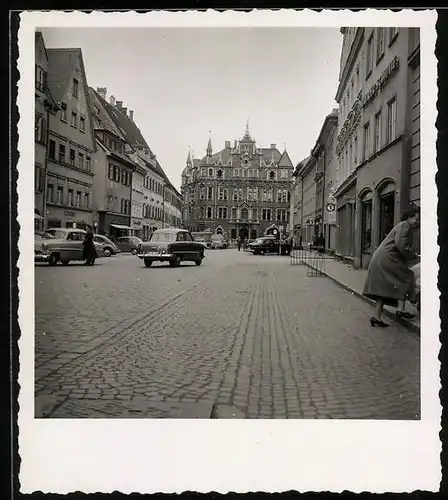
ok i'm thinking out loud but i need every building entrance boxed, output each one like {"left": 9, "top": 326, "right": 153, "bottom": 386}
{"left": 239, "top": 226, "right": 249, "bottom": 240}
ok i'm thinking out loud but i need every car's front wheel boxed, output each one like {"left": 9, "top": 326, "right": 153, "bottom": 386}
{"left": 48, "top": 253, "right": 58, "bottom": 266}
{"left": 131, "top": 248, "right": 138, "bottom": 255}
{"left": 144, "top": 258, "right": 153, "bottom": 268}
{"left": 169, "top": 255, "right": 181, "bottom": 267}
{"left": 103, "top": 247, "right": 112, "bottom": 257}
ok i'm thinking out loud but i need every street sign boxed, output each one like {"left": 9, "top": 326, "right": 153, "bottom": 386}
{"left": 326, "top": 203, "right": 336, "bottom": 212}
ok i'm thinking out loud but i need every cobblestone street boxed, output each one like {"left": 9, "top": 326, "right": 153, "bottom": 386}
{"left": 35, "top": 249, "right": 420, "bottom": 419}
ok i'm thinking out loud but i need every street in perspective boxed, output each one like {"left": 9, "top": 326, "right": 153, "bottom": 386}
{"left": 34, "top": 26, "right": 421, "bottom": 419}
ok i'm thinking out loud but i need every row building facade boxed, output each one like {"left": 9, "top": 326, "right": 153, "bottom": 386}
{"left": 181, "top": 125, "right": 294, "bottom": 241}
{"left": 334, "top": 26, "right": 421, "bottom": 269}
{"left": 34, "top": 31, "right": 181, "bottom": 238}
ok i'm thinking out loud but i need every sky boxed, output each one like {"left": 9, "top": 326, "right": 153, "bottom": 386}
{"left": 41, "top": 27, "right": 343, "bottom": 190}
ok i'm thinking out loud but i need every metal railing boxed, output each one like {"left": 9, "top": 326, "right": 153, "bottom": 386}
{"left": 290, "top": 247, "right": 331, "bottom": 277}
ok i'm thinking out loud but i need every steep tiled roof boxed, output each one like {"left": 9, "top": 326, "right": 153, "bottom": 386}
{"left": 261, "top": 148, "right": 282, "bottom": 164}
{"left": 278, "top": 150, "right": 294, "bottom": 167}
{"left": 96, "top": 94, "right": 150, "bottom": 151}
{"left": 46, "top": 48, "right": 81, "bottom": 103}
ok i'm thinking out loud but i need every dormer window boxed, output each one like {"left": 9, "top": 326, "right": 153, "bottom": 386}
{"left": 269, "top": 171, "right": 275, "bottom": 180}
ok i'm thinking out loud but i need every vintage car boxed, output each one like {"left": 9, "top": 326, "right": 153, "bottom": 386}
{"left": 114, "top": 236, "right": 143, "bottom": 255}
{"left": 93, "top": 234, "right": 120, "bottom": 257}
{"left": 247, "top": 236, "right": 292, "bottom": 256}
{"left": 34, "top": 228, "right": 104, "bottom": 265}
{"left": 210, "top": 234, "right": 228, "bottom": 250}
{"left": 137, "top": 228, "right": 205, "bottom": 267}
{"left": 193, "top": 237, "right": 208, "bottom": 249}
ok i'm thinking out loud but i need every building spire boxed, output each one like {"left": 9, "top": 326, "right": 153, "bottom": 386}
{"left": 206, "top": 130, "right": 213, "bottom": 156}
{"left": 243, "top": 118, "right": 251, "bottom": 140}
{"left": 186, "top": 146, "right": 192, "bottom": 166}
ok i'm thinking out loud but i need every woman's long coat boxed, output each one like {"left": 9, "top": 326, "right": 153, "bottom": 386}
{"left": 82, "top": 231, "right": 98, "bottom": 261}
{"left": 363, "top": 220, "right": 416, "bottom": 307}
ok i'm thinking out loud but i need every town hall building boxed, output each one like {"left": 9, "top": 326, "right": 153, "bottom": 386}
{"left": 181, "top": 125, "right": 294, "bottom": 241}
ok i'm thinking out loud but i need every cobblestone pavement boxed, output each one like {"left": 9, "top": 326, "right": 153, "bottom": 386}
{"left": 34, "top": 249, "right": 420, "bottom": 419}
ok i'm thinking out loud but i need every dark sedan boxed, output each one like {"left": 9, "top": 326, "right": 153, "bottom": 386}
{"left": 137, "top": 228, "right": 205, "bottom": 267}
{"left": 248, "top": 236, "right": 292, "bottom": 255}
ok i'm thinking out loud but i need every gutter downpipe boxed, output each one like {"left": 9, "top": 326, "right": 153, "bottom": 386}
{"left": 42, "top": 104, "right": 51, "bottom": 231}
{"left": 322, "top": 146, "right": 327, "bottom": 251}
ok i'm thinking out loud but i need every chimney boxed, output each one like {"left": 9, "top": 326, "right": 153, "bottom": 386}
{"left": 129, "top": 110, "right": 134, "bottom": 121}
{"left": 271, "top": 143, "right": 277, "bottom": 149}
{"left": 122, "top": 107, "right": 128, "bottom": 116}
{"left": 116, "top": 101, "right": 123, "bottom": 110}
{"left": 109, "top": 95, "right": 115, "bottom": 106}
{"left": 225, "top": 140, "right": 231, "bottom": 148}
{"left": 97, "top": 87, "right": 107, "bottom": 100}
{"left": 234, "top": 140, "right": 237, "bottom": 148}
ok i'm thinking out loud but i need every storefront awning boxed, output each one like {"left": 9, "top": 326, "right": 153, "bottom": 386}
{"left": 110, "top": 224, "right": 133, "bottom": 230}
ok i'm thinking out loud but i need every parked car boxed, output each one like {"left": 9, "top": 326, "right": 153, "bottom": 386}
{"left": 247, "top": 236, "right": 292, "bottom": 256}
{"left": 210, "top": 234, "right": 228, "bottom": 249}
{"left": 137, "top": 228, "right": 205, "bottom": 268}
{"left": 93, "top": 234, "right": 119, "bottom": 257}
{"left": 114, "top": 236, "right": 143, "bottom": 255}
{"left": 194, "top": 237, "right": 208, "bottom": 249}
{"left": 34, "top": 228, "right": 104, "bottom": 265}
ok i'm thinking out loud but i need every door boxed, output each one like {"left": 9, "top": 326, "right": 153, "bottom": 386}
{"left": 66, "top": 231, "right": 85, "bottom": 260}
{"left": 379, "top": 193, "right": 395, "bottom": 243}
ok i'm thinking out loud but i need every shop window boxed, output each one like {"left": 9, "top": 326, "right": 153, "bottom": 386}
{"left": 379, "top": 184, "right": 395, "bottom": 243}
{"left": 361, "top": 194, "right": 373, "bottom": 251}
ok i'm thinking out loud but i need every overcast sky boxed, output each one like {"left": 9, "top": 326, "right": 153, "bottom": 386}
{"left": 41, "top": 27, "right": 343, "bottom": 190}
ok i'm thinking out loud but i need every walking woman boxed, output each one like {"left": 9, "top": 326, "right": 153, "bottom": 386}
{"left": 363, "top": 206, "right": 420, "bottom": 327}
{"left": 82, "top": 226, "right": 98, "bottom": 266}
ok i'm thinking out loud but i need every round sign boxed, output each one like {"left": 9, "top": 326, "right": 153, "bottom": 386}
{"left": 326, "top": 203, "right": 336, "bottom": 212}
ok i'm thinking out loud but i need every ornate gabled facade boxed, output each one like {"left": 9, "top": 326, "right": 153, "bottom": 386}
{"left": 181, "top": 125, "right": 294, "bottom": 241}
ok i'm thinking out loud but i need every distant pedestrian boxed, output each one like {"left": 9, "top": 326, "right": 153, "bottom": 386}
{"left": 363, "top": 206, "right": 420, "bottom": 327}
{"left": 83, "top": 227, "right": 98, "bottom": 266}
{"left": 237, "top": 237, "right": 242, "bottom": 251}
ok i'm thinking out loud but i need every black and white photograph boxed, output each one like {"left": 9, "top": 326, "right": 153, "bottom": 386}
{"left": 17, "top": 8, "right": 440, "bottom": 494}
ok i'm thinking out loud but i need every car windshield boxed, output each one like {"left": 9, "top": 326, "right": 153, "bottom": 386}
{"left": 44, "top": 230, "right": 63, "bottom": 239}
{"left": 255, "top": 238, "right": 267, "bottom": 244}
{"left": 150, "top": 232, "right": 177, "bottom": 242}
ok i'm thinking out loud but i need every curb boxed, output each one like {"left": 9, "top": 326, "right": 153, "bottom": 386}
{"left": 302, "top": 262, "right": 420, "bottom": 335}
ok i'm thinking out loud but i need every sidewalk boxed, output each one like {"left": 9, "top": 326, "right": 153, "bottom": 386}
{"left": 292, "top": 251, "right": 420, "bottom": 334}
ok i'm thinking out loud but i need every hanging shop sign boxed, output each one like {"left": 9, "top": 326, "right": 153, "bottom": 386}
{"left": 362, "top": 55, "right": 400, "bottom": 109}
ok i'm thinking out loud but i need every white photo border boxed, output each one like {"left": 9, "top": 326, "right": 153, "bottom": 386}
{"left": 17, "top": 9, "right": 440, "bottom": 494}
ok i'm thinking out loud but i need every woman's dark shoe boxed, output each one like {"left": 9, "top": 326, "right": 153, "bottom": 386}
{"left": 396, "top": 311, "right": 416, "bottom": 320}
{"left": 370, "top": 317, "right": 390, "bottom": 328}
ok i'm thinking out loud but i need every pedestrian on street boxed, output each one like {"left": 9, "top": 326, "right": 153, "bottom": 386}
{"left": 237, "top": 237, "right": 242, "bottom": 251}
{"left": 83, "top": 226, "right": 98, "bottom": 266}
{"left": 363, "top": 206, "right": 420, "bottom": 328}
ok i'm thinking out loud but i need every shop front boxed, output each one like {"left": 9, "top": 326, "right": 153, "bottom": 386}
{"left": 131, "top": 218, "right": 143, "bottom": 239}
{"left": 45, "top": 206, "right": 93, "bottom": 231}
{"left": 335, "top": 181, "right": 357, "bottom": 263}
{"left": 101, "top": 213, "right": 133, "bottom": 239}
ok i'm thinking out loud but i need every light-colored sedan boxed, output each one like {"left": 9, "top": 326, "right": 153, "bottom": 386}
{"left": 93, "top": 234, "right": 120, "bottom": 257}
{"left": 35, "top": 228, "right": 104, "bottom": 266}
{"left": 114, "top": 236, "right": 143, "bottom": 255}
